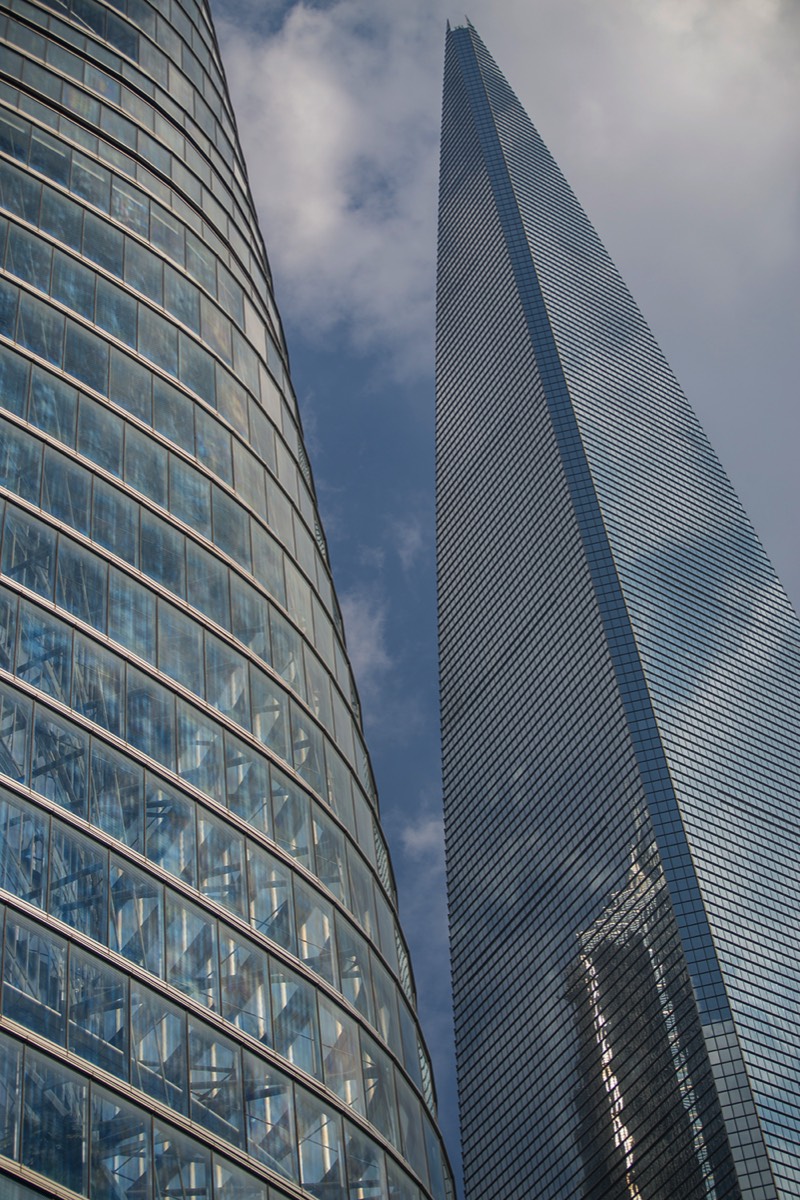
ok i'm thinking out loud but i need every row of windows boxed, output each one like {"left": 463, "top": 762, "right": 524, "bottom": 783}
{"left": 0, "top": 283, "right": 331, "bottom": 661}
{"left": 0, "top": 431, "right": 367, "bottom": 796}
{"left": 0, "top": 1027, "right": 439, "bottom": 1200}
{"left": 0, "top": 184, "right": 275, "bottom": 434}
{"left": 37, "top": 0, "right": 240, "bottom": 144}
{"left": 0, "top": 589, "right": 403, "bottom": 990}
{"left": 0, "top": 181, "right": 328, "bottom": 580}
{"left": 1, "top": 0, "right": 268, "bottom": 283}
{"left": 3, "top": 0, "right": 267, "bottom": 268}
{"left": 0, "top": 137, "right": 273, "bottom": 378}
{"left": 0, "top": 904, "right": 444, "bottom": 1194}
{"left": 0, "top": 280, "right": 328, "bottom": 638}
{"left": 1, "top": 495, "right": 354, "bottom": 774}
{"left": 0, "top": 613, "right": 399, "bottom": 981}
{"left": 0, "top": 779, "right": 433, "bottom": 1141}
{"left": 0, "top": 79, "right": 276, "bottom": 354}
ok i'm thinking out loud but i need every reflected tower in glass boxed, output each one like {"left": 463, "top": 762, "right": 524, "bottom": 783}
{"left": 437, "top": 21, "right": 800, "bottom": 1200}
{"left": 0, "top": 1, "right": 453, "bottom": 1198}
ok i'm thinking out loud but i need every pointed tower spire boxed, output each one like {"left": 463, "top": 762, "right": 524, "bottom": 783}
{"left": 438, "top": 22, "right": 798, "bottom": 1199}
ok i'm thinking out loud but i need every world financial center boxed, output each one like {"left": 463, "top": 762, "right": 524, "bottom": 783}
{"left": 0, "top": 0, "right": 454, "bottom": 1198}
{"left": 437, "top": 22, "right": 800, "bottom": 1200}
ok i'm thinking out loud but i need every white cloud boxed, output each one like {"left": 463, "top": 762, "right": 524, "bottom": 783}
{"left": 402, "top": 814, "right": 445, "bottom": 864}
{"left": 216, "top": 0, "right": 444, "bottom": 373}
{"left": 338, "top": 585, "right": 392, "bottom": 700}
{"left": 392, "top": 515, "right": 425, "bottom": 572}
{"left": 215, "top": 0, "right": 799, "bottom": 350}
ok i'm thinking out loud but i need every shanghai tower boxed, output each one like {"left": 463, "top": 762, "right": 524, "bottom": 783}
{"left": 0, "top": 1, "right": 453, "bottom": 1198}
{"left": 437, "top": 21, "right": 800, "bottom": 1200}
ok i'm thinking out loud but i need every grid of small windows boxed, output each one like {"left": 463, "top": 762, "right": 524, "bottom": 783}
{"left": 466, "top": 21, "right": 800, "bottom": 1200}
{"left": 435, "top": 22, "right": 792, "bottom": 1200}
{"left": 0, "top": 1, "right": 455, "bottom": 1197}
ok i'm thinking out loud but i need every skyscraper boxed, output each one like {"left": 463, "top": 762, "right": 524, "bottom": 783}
{"left": 436, "top": 21, "right": 800, "bottom": 1200}
{"left": 0, "top": 1, "right": 453, "bottom": 1197}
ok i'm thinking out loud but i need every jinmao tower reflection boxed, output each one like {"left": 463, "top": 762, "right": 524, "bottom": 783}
{"left": 436, "top": 21, "right": 800, "bottom": 1200}
{"left": 0, "top": 1, "right": 453, "bottom": 1198}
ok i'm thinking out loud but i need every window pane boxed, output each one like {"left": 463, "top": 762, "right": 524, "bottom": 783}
{"left": 295, "top": 880, "right": 336, "bottom": 986}
{"left": 93, "top": 478, "right": 139, "bottom": 567}
{"left": 0, "top": 788, "right": 48, "bottom": 908}
{"left": 77, "top": 394, "right": 123, "bottom": 475}
{"left": 158, "top": 604, "right": 203, "bottom": 695}
{"left": 165, "top": 891, "right": 218, "bottom": 1009}
{"left": 214, "top": 1159, "right": 268, "bottom": 1200}
{"left": 313, "top": 807, "right": 348, "bottom": 905}
{"left": 206, "top": 633, "right": 250, "bottom": 729}
{"left": 131, "top": 984, "right": 187, "bottom": 1113}
{"left": 319, "top": 996, "right": 364, "bottom": 1114}
{"left": 90, "top": 1086, "right": 150, "bottom": 1200}
{"left": 336, "top": 920, "right": 374, "bottom": 1025}
{"left": 110, "top": 855, "right": 164, "bottom": 978}
{"left": 230, "top": 576, "right": 269, "bottom": 659}
{"left": 42, "top": 448, "right": 91, "bottom": 535}
{"left": 188, "top": 1018, "right": 244, "bottom": 1146}
{"left": 177, "top": 702, "right": 224, "bottom": 802}
{"left": 56, "top": 537, "right": 107, "bottom": 629}
{"left": 224, "top": 733, "right": 270, "bottom": 834}
{"left": 361, "top": 1033, "right": 398, "bottom": 1146}
{"left": 272, "top": 767, "right": 312, "bottom": 871}
{"left": 344, "top": 1121, "right": 386, "bottom": 1200}
{"left": 49, "top": 821, "right": 108, "bottom": 942}
{"left": 127, "top": 667, "right": 175, "bottom": 768}
{"left": 109, "top": 567, "right": 155, "bottom": 662}
{"left": 187, "top": 541, "right": 230, "bottom": 628}
{"left": 290, "top": 700, "right": 326, "bottom": 798}
{"left": 296, "top": 1089, "right": 346, "bottom": 1200}
{"left": 247, "top": 844, "right": 294, "bottom": 953}
{"left": 242, "top": 1050, "right": 297, "bottom": 1181}
{"left": 17, "top": 600, "right": 72, "bottom": 704}
{"left": 141, "top": 509, "right": 185, "bottom": 599}
{"left": 65, "top": 320, "right": 109, "bottom": 393}
{"left": 197, "top": 810, "right": 245, "bottom": 917}
{"left": 69, "top": 947, "right": 127, "bottom": 1078}
{"left": 270, "top": 962, "right": 320, "bottom": 1080}
{"left": 220, "top": 932, "right": 271, "bottom": 1045}
{"left": 31, "top": 707, "right": 88, "bottom": 817}
{"left": 250, "top": 670, "right": 290, "bottom": 764}
{"left": 154, "top": 378, "right": 193, "bottom": 447}
{"left": 72, "top": 634, "right": 124, "bottom": 737}
{"left": 1, "top": 507, "right": 56, "bottom": 599}
{"left": 0, "top": 418, "right": 41, "bottom": 504}
{"left": 0, "top": 1031, "right": 22, "bottom": 1161}
{"left": 127, "top": 425, "right": 168, "bottom": 508}
{"left": 91, "top": 743, "right": 144, "bottom": 851}
{"left": 145, "top": 775, "right": 196, "bottom": 885}
{"left": 153, "top": 1122, "right": 211, "bottom": 1200}
{"left": 21, "top": 1049, "right": 87, "bottom": 1193}
{"left": 3, "top": 913, "right": 66, "bottom": 1044}
{"left": 29, "top": 367, "right": 77, "bottom": 443}
{"left": 17, "top": 293, "right": 64, "bottom": 365}
{"left": 0, "top": 680, "right": 31, "bottom": 784}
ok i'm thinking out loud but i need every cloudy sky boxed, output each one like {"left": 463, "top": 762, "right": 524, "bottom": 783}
{"left": 211, "top": 0, "right": 800, "bottom": 1189}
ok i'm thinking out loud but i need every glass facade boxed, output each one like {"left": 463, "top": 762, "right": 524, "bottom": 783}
{"left": 0, "top": 1, "right": 453, "bottom": 1197}
{"left": 436, "top": 21, "right": 800, "bottom": 1200}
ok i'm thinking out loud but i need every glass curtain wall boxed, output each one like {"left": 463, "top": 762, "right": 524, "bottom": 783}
{"left": 0, "top": 2, "right": 453, "bottom": 1198}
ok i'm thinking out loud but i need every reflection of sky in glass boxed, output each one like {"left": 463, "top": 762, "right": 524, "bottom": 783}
{"left": 438, "top": 22, "right": 800, "bottom": 1199}
{"left": 503, "top": 15, "right": 800, "bottom": 1186}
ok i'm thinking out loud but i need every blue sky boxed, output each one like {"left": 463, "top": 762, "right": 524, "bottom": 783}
{"left": 211, "top": 1, "right": 800, "bottom": 1190}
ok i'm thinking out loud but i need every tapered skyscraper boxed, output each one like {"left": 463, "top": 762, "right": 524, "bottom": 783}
{"left": 0, "top": 2, "right": 453, "bottom": 1198}
{"left": 437, "top": 22, "right": 800, "bottom": 1200}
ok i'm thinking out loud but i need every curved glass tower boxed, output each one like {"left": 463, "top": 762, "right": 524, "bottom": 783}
{"left": 0, "top": 2, "right": 452, "bottom": 1198}
{"left": 437, "top": 21, "right": 800, "bottom": 1200}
